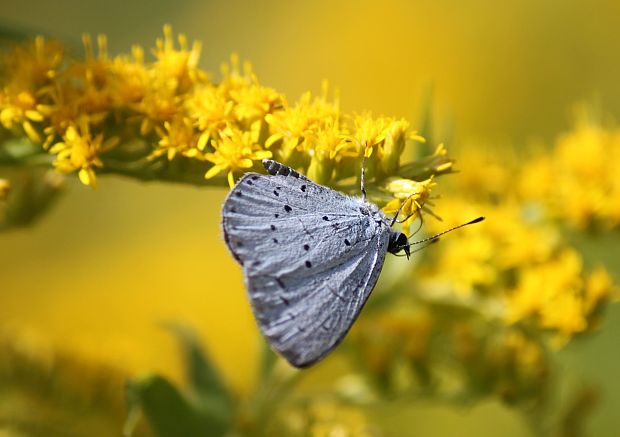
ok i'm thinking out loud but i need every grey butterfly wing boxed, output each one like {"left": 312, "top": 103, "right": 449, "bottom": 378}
{"left": 222, "top": 171, "right": 390, "bottom": 367}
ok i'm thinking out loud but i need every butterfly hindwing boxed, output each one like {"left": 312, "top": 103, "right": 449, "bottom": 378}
{"left": 248, "top": 228, "right": 388, "bottom": 367}
{"left": 222, "top": 171, "right": 391, "bottom": 367}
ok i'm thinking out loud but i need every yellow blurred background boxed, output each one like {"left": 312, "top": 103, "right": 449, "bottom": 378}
{"left": 2, "top": 0, "right": 620, "bottom": 435}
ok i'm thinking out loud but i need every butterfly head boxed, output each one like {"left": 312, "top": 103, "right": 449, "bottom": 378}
{"left": 387, "top": 230, "right": 410, "bottom": 259}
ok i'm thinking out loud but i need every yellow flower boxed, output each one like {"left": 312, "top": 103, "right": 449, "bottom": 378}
{"left": 347, "top": 112, "right": 388, "bottom": 156}
{"left": 0, "top": 179, "right": 10, "bottom": 201}
{"left": 421, "top": 199, "right": 558, "bottom": 295}
{"left": 305, "top": 120, "right": 355, "bottom": 184}
{"left": 136, "top": 89, "right": 181, "bottom": 135}
{"left": 134, "top": 26, "right": 206, "bottom": 135}
{"left": 540, "top": 292, "right": 587, "bottom": 344}
{"left": 430, "top": 232, "right": 497, "bottom": 296}
{"left": 519, "top": 114, "right": 620, "bottom": 229}
{"left": 343, "top": 115, "right": 432, "bottom": 182}
{"left": 506, "top": 249, "right": 585, "bottom": 333}
{"left": 229, "top": 80, "right": 282, "bottom": 125}
{"left": 218, "top": 53, "right": 251, "bottom": 95}
{"left": 377, "top": 118, "right": 410, "bottom": 176}
{"left": 308, "top": 401, "right": 376, "bottom": 437}
{"left": 264, "top": 102, "right": 312, "bottom": 159}
{"left": 40, "top": 87, "right": 81, "bottom": 149}
{"left": 265, "top": 88, "right": 339, "bottom": 162}
{"left": 151, "top": 25, "right": 205, "bottom": 94}
{"left": 453, "top": 145, "right": 513, "bottom": 200}
{"left": 0, "top": 36, "right": 60, "bottom": 143}
{"left": 49, "top": 121, "right": 119, "bottom": 188}
{"left": 185, "top": 85, "right": 234, "bottom": 151}
{"left": 1, "top": 35, "right": 63, "bottom": 90}
{"left": 204, "top": 126, "right": 272, "bottom": 187}
{"left": 426, "top": 143, "right": 453, "bottom": 174}
{"left": 0, "top": 90, "right": 45, "bottom": 143}
{"left": 382, "top": 176, "right": 436, "bottom": 233}
{"left": 151, "top": 116, "right": 198, "bottom": 161}
{"left": 109, "top": 45, "right": 149, "bottom": 106}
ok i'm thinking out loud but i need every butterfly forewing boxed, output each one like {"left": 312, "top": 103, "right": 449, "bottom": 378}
{"left": 222, "top": 171, "right": 391, "bottom": 367}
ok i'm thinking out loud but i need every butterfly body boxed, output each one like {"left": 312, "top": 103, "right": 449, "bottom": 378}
{"left": 222, "top": 159, "right": 407, "bottom": 367}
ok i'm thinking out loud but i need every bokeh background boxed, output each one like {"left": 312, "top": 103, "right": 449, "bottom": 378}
{"left": 2, "top": 0, "right": 620, "bottom": 435}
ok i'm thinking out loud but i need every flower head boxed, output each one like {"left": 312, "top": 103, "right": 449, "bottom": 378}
{"left": 518, "top": 114, "right": 620, "bottom": 229}
{"left": 382, "top": 176, "right": 436, "bottom": 233}
{"left": 204, "top": 125, "right": 272, "bottom": 187}
{"left": 347, "top": 113, "right": 388, "bottom": 156}
{"left": 305, "top": 120, "right": 355, "bottom": 184}
{"left": 265, "top": 88, "right": 339, "bottom": 162}
{"left": 151, "top": 24, "right": 205, "bottom": 94}
{"left": 109, "top": 45, "right": 149, "bottom": 106}
{"left": 49, "top": 121, "right": 119, "bottom": 188}
{"left": 229, "top": 80, "right": 282, "bottom": 126}
{"left": 1, "top": 36, "right": 63, "bottom": 90}
{"left": 151, "top": 116, "right": 198, "bottom": 161}
{"left": 0, "top": 90, "right": 45, "bottom": 142}
{"left": 185, "top": 85, "right": 234, "bottom": 151}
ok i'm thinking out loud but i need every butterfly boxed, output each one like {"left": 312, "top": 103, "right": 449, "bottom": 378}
{"left": 221, "top": 159, "right": 482, "bottom": 367}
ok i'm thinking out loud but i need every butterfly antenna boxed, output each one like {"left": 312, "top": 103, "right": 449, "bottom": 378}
{"left": 409, "top": 216, "right": 485, "bottom": 245}
{"left": 394, "top": 237, "right": 439, "bottom": 257}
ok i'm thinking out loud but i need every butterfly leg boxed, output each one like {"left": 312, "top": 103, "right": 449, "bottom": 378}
{"left": 360, "top": 152, "right": 367, "bottom": 201}
{"left": 389, "top": 192, "right": 421, "bottom": 226}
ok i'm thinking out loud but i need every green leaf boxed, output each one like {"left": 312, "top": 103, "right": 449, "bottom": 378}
{"left": 0, "top": 138, "right": 50, "bottom": 165}
{"left": 125, "top": 374, "right": 228, "bottom": 437}
{"left": 0, "top": 22, "right": 32, "bottom": 44}
{"left": 165, "top": 323, "right": 234, "bottom": 420}
{"left": 415, "top": 85, "right": 435, "bottom": 157}
{"left": 258, "top": 339, "right": 278, "bottom": 382}
{"left": 0, "top": 169, "right": 65, "bottom": 232}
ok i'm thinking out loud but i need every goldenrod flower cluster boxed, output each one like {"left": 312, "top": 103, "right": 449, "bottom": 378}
{"left": 0, "top": 26, "right": 451, "bottom": 229}
{"left": 519, "top": 115, "right": 620, "bottom": 230}
{"left": 420, "top": 119, "right": 619, "bottom": 343}
{"left": 275, "top": 400, "right": 378, "bottom": 437}
{"left": 421, "top": 199, "right": 613, "bottom": 341}
{"left": 347, "top": 121, "right": 618, "bottom": 411}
